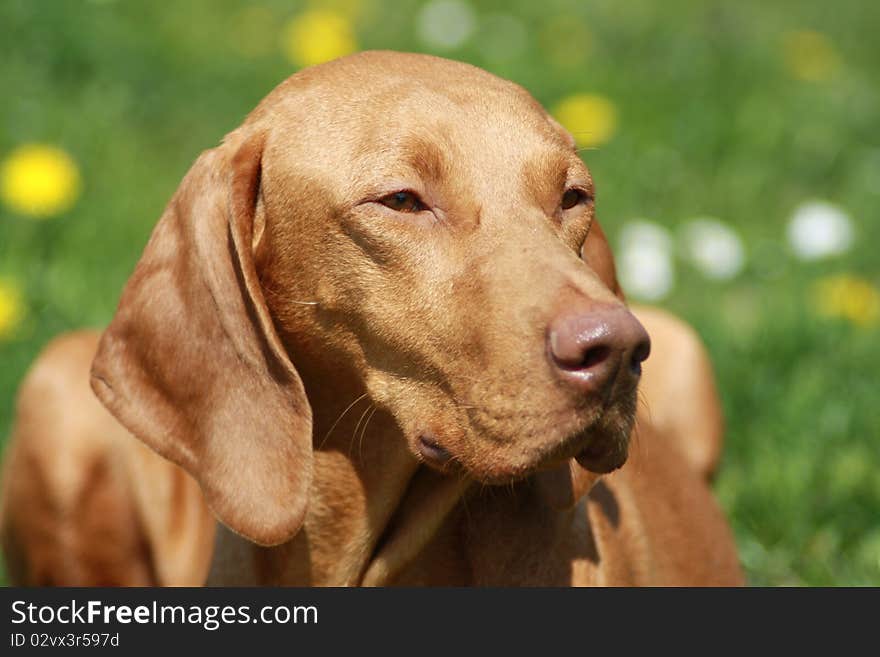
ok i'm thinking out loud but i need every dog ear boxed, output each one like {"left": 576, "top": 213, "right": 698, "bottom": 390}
{"left": 581, "top": 218, "right": 626, "bottom": 301}
{"left": 91, "top": 131, "right": 313, "bottom": 547}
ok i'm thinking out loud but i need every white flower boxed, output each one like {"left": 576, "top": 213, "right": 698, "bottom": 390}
{"left": 787, "top": 201, "right": 854, "bottom": 260}
{"left": 616, "top": 221, "right": 675, "bottom": 301}
{"left": 679, "top": 218, "right": 746, "bottom": 280}
{"left": 416, "top": 0, "right": 476, "bottom": 50}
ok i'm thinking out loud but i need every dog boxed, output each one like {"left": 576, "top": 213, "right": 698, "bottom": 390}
{"left": 1, "top": 51, "right": 742, "bottom": 586}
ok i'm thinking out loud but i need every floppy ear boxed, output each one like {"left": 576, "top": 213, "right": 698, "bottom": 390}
{"left": 91, "top": 131, "right": 313, "bottom": 547}
{"left": 582, "top": 218, "right": 626, "bottom": 302}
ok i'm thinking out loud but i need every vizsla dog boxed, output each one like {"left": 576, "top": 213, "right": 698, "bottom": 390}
{"left": 0, "top": 51, "right": 742, "bottom": 586}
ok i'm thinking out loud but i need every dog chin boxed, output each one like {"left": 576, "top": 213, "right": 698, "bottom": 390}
{"left": 412, "top": 393, "right": 637, "bottom": 484}
{"left": 573, "top": 433, "right": 630, "bottom": 474}
{"left": 570, "top": 406, "right": 636, "bottom": 474}
{"left": 437, "top": 426, "right": 630, "bottom": 487}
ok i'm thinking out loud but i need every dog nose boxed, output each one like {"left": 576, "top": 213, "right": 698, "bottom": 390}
{"left": 547, "top": 306, "right": 651, "bottom": 394}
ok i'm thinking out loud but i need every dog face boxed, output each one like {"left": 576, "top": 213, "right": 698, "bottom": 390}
{"left": 255, "top": 52, "right": 648, "bottom": 483}
{"left": 92, "top": 51, "right": 649, "bottom": 545}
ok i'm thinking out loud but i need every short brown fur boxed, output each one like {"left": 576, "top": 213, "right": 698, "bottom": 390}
{"left": 1, "top": 52, "right": 741, "bottom": 586}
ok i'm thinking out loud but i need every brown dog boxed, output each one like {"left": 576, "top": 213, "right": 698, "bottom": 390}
{"left": 1, "top": 51, "right": 742, "bottom": 586}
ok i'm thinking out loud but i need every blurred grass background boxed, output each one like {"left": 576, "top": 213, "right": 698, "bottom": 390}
{"left": 1, "top": 0, "right": 878, "bottom": 585}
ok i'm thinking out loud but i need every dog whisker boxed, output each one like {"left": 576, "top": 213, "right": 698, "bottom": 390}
{"left": 629, "top": 417, "right": 645, "bottom": 472}
{"left": 349, "top": 403, "right": 375, "bottom": 460}
{"left": 636, "top": 389, "right": 653, "bottom": 422}
{"left": 357, "top": 404, "right": 379, "bottom": 463}
{"left": 320, "top": 393, "right": 370, "bottom": 449}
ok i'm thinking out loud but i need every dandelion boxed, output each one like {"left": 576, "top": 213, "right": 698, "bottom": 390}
{"left": 0, "top": 278, "right": 25, "bottom": 340}
{"left": 812, "top": 274, "right": 880, "bottom": 328}
{"left": 552, "top": 94, "right": 618, "bottom": 148}
{"left": 782, "top": 29, "right": 840, "bottom": 82}
{"left": 1, "top": 144, "right": 81, "bottom": 218}
{"left": 679, "top": 218, "right": 746, "bottom": 280}
{"left": 616, "top": 221, "right": 675, "bottom": 301}
{"left": 787, "top": 201, "right": 854, "bottom": 261}
{"left": 282, "top": 9, "right": 357, "bottom": 68}
{"left": 416, "top": 0, "right": 476, "bottom": 51}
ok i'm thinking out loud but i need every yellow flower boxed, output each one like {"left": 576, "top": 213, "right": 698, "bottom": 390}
{"left": 812, "top": 274, "right": 880, "bottom": 328}
{"left": 1, "top": 144, "right": 81, "bottom": 218}
{"left": 782, "top": 30, "right": 840, "bottom": 82}
{"left": 0, "top": 278, "right": 26, "bottom": 340}
{"left": 552, "top": 94, "right": 618, "bottom": 148}
{"left": 282, "top": 9, "right": 357, "bottom": 68}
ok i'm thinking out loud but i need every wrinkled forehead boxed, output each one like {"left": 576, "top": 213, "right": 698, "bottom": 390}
{"left": 350, "top": 84, "right": 571, "bottom": 181}
{"left": 255, "top": 53, "right": 581, "bottom": 189}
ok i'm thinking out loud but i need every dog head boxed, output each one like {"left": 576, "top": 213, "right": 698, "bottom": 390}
{"left": 92, "top": 51, "right": 649, "bottom": 546}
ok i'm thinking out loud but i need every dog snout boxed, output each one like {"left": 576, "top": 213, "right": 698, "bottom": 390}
{"left": 547, "top": 306, "right": 651, "bottom": 395}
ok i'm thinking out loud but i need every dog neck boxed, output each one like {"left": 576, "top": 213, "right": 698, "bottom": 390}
{"left": 207, "top": 375, "right": 472, "bottom": 585}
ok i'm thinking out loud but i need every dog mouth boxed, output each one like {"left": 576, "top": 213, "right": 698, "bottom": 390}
{"left": 417, "top": 433, "right": 454, "bottom": 467}
{"left": 545, "top": 389, "right": 638, "bottom": 475}
{"left": 413, "top": 403, "right": 633, "bottom": 482}
{"left": 531, "top": 413, "right": 631, "bottom": 476}
{"left": 572, "top": 429, "right": 629, "bottom": 474}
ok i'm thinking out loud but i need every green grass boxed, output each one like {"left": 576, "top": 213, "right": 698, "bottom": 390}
{"left": 1, "top": 0, "right": 878, "bottom": 586}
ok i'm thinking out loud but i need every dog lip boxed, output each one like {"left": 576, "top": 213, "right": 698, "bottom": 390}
{"left": 563, "top": 414, "right": 628, "bottom": 474}
{"left": 418, "top": 434, "right": 452, "bottom": 465}
{"left": 575, "top": 442, "right": 625, "bottom": 474}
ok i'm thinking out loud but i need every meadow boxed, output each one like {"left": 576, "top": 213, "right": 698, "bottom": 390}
{"left": 1, "top": 0, "right": 878, "bottom": 585}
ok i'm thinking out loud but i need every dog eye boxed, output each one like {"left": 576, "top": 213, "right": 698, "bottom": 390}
{"left": 379, "top": 191, "right": 427, "bottom": 213}
{"left": 561, "top": 188, "right": 589, "bottom": 210}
